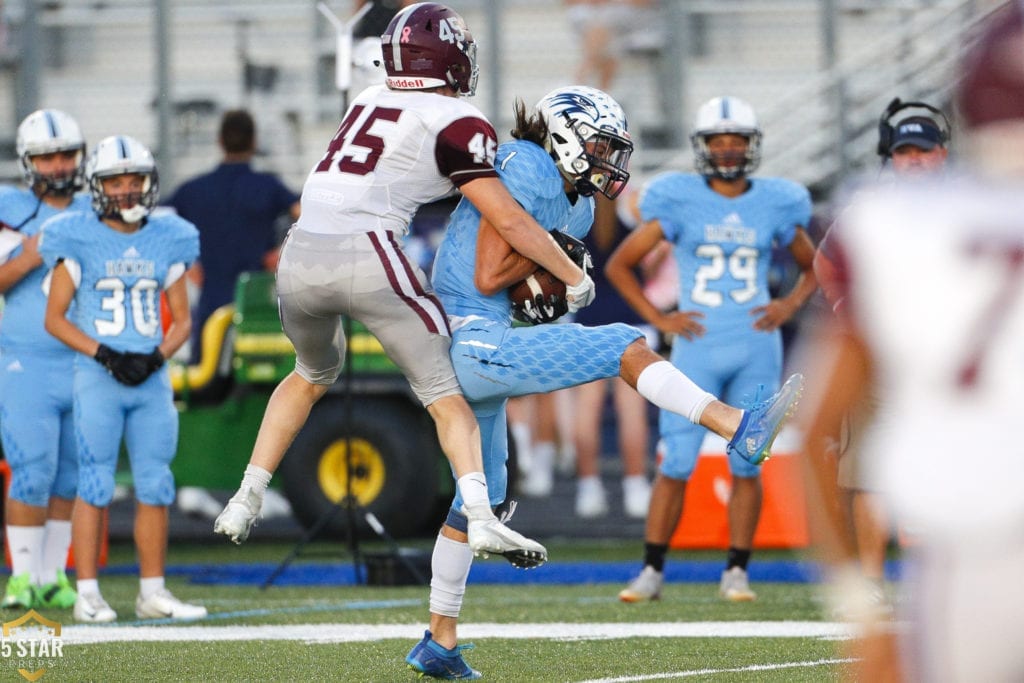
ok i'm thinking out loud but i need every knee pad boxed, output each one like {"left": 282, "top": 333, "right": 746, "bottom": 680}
{"left": 77, "top": 466, "right": 116, "bottom": 508}
{"left": 132, "top": 461, "right": 176, "bottom": 507}
{"left": 429, "top": 534, "right": 474, "bottom": 618}
{"left": 8, "top": 458, "right": 57, "bottom": 508}
{"left": 657, "top": 431, "right": 702, "bottom": 480}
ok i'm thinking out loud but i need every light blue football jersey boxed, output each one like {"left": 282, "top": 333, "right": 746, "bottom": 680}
{"left": 432, "top": 139, "right": 593, "bottom": 321}
{"left": 39, "top": 211, "right": 199, "bottom": 354}
{"left": 640, "top": 173, "right": 811, "bottom": 340}
{"left": 0, "top": 187, "right": 93, "bottom": 354}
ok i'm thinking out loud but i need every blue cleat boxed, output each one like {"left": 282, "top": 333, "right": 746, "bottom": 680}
{"left": 406, "top": 630, "right": 482, "bottom": 680}
{"left": 726, "top": 373, "right": 804, "bottom": 465}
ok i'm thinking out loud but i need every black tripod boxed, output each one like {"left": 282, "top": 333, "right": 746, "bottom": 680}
{"left": 261, "top": 316, "right": 427, "bottom": 589}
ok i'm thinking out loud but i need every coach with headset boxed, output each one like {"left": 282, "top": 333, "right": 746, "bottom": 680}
{"left": 877, "top": 97, "right": 951, "bottom": 174}
{"left": 811, "top": 96, "right": 951, "bottom": 620}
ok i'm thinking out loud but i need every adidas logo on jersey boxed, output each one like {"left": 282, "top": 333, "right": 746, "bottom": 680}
{"left": 5, "top": 360, "right": 23, "bottom": 372}
{"left": 123, "top": 246, "right": 141, "bottom": 258}
{"left": 723, "top": 212, "right": 742, "bottom": 224}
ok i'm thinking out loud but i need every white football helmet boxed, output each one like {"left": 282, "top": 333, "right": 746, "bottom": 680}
{"left": 86, "top": 135, "right": 159, "bottom": 223}
{"left": 690, "top": 96, "right": 762, "bottom": 179}
{"left": 536, "top": 85, "right": 632, "bottom": 199}
{"left": 16, "top": 109, "right": 86, "bottom": 194}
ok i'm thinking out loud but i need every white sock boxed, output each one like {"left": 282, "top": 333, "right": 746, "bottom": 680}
{"left": 6, "top": 525, "right": 44, "bottom": 582}
{"left": 77, "top": 578, "right": 100, "bottom": 596}
{"left": 636, "top": 360, "right": 716, "bottom": 424}
{"left": 622, "top": 474, "right": 650, "bottom": 494}
{"left": 428, "top": 534, "right": 474, "bottom": 617}
{"left": 530, "top": 442, "right": 555, "bottom": 477}
{"left": 40, "top": 520, "right": 72, "bottom": 585}
{"left": 457, "top": 472, "right": 493, "bottom": 520}
{"left": 509, "top": 422, "right": 533, "bottom": 469}
{"left": 139, "top": 576, "right": 165, "bottom": 599}
{"left": 241, "top": 464, "right": 272, "bottom": 495}
{"left": 577, "top": 475, "right": 604, "bottom": 495}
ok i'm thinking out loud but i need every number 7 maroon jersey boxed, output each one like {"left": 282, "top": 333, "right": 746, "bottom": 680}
{"left": 829, "top": 175, "right": 1024, "bottom": 537}
{"left": 297, "top": 84, "right": 498, "bottom": 238}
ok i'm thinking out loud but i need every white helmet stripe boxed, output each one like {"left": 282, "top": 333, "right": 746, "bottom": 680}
{"left": 387, "top": 6, "right": 415, "bottom": 72}
{"left": 44, "top": 111, "right": 58, "bottom": 138}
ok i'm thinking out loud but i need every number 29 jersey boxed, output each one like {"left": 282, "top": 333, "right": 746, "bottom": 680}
{"left": 640, "top": 173, "right": 810, "bottom": 340}
{"left": 39, "top": 211, "right": 199, "bottom": 355}
{"left": 296, "top": 85, "right": 499, "bottom": 237}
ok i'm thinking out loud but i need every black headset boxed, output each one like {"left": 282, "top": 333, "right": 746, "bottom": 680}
{"left": 876, "top": 97, "right": 952, "bottom": 158}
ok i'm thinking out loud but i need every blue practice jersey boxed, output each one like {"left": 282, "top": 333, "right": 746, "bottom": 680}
{"left": 432, "top": 139, "right": 593, "bottom": 321}
{"left": 0, "top": 187, "right": 93, "bottom": 354}
{"left": 640, "top": 173, "right": 810, "bottom": 339}
{"left": 39, "top": 211, "right": 199, "bottom": 354}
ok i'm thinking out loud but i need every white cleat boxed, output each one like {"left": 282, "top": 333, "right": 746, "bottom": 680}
{"left": 719, "top": 566, "right": 757, "bottom": 602}
{"left": 467, "top": 518, "right": 548, "bottom": 569}
{"left": 74, "top": 592, "right": 117, "bottom": 623}
{"left": 135, "top": 588, "right": 208, "bottom": 620}
{"left": 213, "top": 485, "right": 263, "bottom": 545}
{"left": 618, "top": 565, "right": 664, "bottom": 603}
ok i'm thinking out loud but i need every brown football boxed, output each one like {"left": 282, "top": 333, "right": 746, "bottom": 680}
{"left": 509, "top": 268, "right": 567, "bottom": 317}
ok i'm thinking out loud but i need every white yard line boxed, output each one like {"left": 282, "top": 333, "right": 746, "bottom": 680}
{"left": 60, "top": 621, "right": 854, "bottom": 645}
{"left": 577, "top": 657, "right": 856, "bottom": 682}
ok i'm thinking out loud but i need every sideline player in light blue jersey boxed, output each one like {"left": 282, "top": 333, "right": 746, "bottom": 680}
{"left": 608, "top": 96, "right": 818, "bottom": 604}
{"left": 0, "top": 109, "right": 90, "bottom": 611}
{"left": 414, "top": 86, "right": 804, "bottom": 677}
{"left": 40, "top": 135, "right": 207, "bottom": 623}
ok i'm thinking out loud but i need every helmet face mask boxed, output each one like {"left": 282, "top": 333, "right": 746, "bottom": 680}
{"left": 86, "top": 136, "right": 159, "bottom": 223}
{"left": 536, "top": 86, "right": 632, "bottom": 199}
{"left": 16, "top": 109, "right": 86, "bottom": 196}
{"left": 381, "top": 2, "right": 479, "bottom": 96}
{"left": 690, "top": 96, "right": 762, "bottom": 180}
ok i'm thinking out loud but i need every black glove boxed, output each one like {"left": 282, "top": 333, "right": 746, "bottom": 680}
{"left": 93, "top": 343, "right": 123, "bottom": 377}
{"left": 549, "top": 230, "right": 594, "bottom": 276}
{"left": 118, "top": 347, "right": 165, "bottom": 386}
{"left": 94, "top": 344, "right": 164, "bottom": 386}
{"left": 512, "top": 292, "right": 568, "bottom": 325}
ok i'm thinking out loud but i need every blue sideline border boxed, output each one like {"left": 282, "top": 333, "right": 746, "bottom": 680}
{"left": 85, "top": 559, "right": 902, "bottom": 587}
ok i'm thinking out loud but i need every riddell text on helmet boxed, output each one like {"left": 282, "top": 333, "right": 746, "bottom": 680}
{"left": 387, "top": 77, "right": 426, "bottom": 88}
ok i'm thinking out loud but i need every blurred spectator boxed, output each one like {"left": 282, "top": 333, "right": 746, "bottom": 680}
{"left": 572, "top": 193, "right": 654, "bottom": 519}
{"left": 166, "top": 109, "right": 300, "bottom": 363}
{"left": 515, "top": 389, "right": 577, "bottom": 498}
{"left": 564, "top": 0, "right": 661, "bottom": 91}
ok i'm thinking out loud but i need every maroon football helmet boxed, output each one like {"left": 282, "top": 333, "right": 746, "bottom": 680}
{"left": 957, "top": 2, "right": 1024, "bottom": 131}
{"left": 380, "top": 3, "right": 479, "bottom": 96}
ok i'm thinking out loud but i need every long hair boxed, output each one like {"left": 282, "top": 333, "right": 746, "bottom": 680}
{"left": 509, "top": 99, "right": 548, "bottom": 148}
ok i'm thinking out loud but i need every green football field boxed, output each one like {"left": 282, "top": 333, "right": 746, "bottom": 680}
{"left": 0, "top": 540, "right": 857, "bottom": 682}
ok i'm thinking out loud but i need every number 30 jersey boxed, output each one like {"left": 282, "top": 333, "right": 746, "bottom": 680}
{"left": 39, "top": 210, "right": 199, "bottom": 354}
{"left": 297, "top": 85, "right": 499, "bottom": 237}
{"left": 640, "top": 173, "right": 811, "bottom": 340}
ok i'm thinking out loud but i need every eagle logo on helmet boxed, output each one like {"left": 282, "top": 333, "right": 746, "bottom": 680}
{"left": 547, "top": 93, "right": 602, "bottom": 125}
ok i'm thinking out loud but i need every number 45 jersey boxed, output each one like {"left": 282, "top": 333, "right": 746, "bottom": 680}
{"left": 640, "top": 173, "right": 811, "bottom": 341}
{"left": 38, "top": 210, "right": 199, "bottom": 355}
{"left": 296, "top": 84, "right": 499, "bottom": 238}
